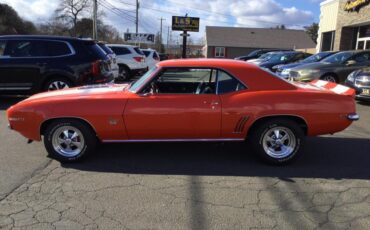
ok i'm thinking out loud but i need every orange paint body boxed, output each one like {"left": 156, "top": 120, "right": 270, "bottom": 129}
{"left": 7, "top": 59, "right": 356, "bottom": 142}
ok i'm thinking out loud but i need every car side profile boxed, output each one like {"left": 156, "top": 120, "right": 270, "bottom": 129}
{"left": 289, "top": 50, "right": 370, "bottom": 83}
{"left": 107, "top": 44, "right": 147, "bottom": 80}
{"left": 7, "top": 59, "right": 358, "bottom": 165}
{"left": 235, "top": 49, "right": 293, "bottom": 61}
{"left": 0, "top": 35, "right": 114, "bottom": 94}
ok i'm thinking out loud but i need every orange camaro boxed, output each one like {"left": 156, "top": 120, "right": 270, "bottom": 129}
{"left": 7, "top": 59, "right": 359, "bottom": 164}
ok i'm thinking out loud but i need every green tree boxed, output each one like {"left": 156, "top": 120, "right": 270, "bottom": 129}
{"left": 304, "top": 23, "right": 319, "bottom": 44}
{"left": 0, "top": 3, "right": 37, "bottom": 35}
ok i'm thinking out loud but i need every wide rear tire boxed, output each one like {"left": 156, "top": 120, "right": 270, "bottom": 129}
{"left": 249, "top": 119, "right": 305, "bottom": 165}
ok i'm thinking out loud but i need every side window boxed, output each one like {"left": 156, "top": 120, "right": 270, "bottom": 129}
{"left": 153, "top": 52, "right": 159, "bottom": 59}
{"left": 217, "top": 70, "right": 246, "bottom": 94}
{"left": 0, "top": 40, "right": 6, "bottom": 56}
{"left": 4, "top": 40, "right": 48, "bottom": 57}
{"left": 110, "top": 47, "right": 131, "bottom": 55}
{"left": 47, "top": 41, "right": 72, "bottom": 56}
{"left": 145, "top": 68, "right": 215, "bottom": 94}
{"left": 354, "top": 53, "right": 370, "bottom": 63}
{"left": 215, "top": 47, "right": 225, "bottom": 58}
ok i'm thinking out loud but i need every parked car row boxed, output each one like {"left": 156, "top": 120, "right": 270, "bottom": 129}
{"left": 238, "top": 48, "right": 370, "bottom": 101}
{"left": 0, "top": 35, "right": 162, "bottom": 95}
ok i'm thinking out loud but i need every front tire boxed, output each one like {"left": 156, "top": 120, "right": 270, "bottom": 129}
{"left": 249, "top": 119, "right": 304, "bottom": 165}
{"left": 320, "top": 74, "right": 338, "bottom": 83}
{"left": 44, "top": 119, "right": 96, "bottom": 162}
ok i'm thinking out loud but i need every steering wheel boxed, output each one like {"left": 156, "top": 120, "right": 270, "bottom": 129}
{"left": 195, "top": 81, "right": 205, "bottom": 94}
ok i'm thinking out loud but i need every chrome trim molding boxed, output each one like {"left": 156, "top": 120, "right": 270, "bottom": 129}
{"left": 102, "top": 138, "right": 245, "bottom": 143}
{"left": 234, "top": 116, "right": 249, "bottom": 133}
{"left": 0, "top": 87, "right": 31, "bottom": 90}
{"left": 347, "top": 113, "right": 360, "bottom": 121}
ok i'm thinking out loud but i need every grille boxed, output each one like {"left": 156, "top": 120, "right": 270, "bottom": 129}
{"left": 234, "top": 116, "right": 249, "bottom": 133}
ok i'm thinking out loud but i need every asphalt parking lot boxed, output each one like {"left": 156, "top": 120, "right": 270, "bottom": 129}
{"left": 0, "top": 96, "right": 369, "bottom": 230}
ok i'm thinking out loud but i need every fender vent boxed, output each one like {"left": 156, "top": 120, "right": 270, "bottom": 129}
{"left": 234, "top": 116, "right": 249, "bottom": 133}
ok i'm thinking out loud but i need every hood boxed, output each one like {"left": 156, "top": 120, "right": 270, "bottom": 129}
{"left": 25, "top": 84, "right": 130, "bottom": 102}
{"left": 291, "top": 62, "right": 340, "bottom": 71}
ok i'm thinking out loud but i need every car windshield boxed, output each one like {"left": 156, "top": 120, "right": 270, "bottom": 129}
{"left": 134, "top": 47, "right": 144, "bottom": 55}
{"left": 247, "top": 50, "right": 260, "bottom": 57}
{"left": 129, "top": 66, "right": 158, "bottom": 92}
{"left": 321, "top": 51, "right": 353, "bottom": 64}
{"left": 258, "top": 53, "right": 274, "bottom": 60}
{"left": 267, "top": 53, "right": 294, "bottom": 62}
{"left": 301, "top": 52, "right": 331, "bottom": 63}
{"left": 98, "top": 43, "right": 114, "bottom": 55}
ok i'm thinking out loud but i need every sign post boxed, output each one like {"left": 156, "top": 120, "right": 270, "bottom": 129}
{"left": 172, "top": 16, "right": 199, "bottom": 58}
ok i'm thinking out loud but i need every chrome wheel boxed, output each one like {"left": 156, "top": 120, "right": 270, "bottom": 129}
{"left": 51, "top": 126, "right": 85, "bottom": 157}
{"left": 322, "top": 75, "right": 337, "bottom": 83}
{"left": 48, "top": 81, "right": 69, "bottom": 91}
{"left": 262, "top": 126, "right": 296, "bottom": 159}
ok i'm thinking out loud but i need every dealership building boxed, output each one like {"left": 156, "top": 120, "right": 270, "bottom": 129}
{"left": 317, "top": 0, "right": 370, "bottom": 52}
{"left": 203, "top": 26, "right": 316, "bottom": 59}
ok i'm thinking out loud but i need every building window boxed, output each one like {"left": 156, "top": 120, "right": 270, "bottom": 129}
{"left": 321, "top": 31, "right": 335, "bottom": 51}
{"left": 215, "top": 47, "right": 225, "bottom": 58}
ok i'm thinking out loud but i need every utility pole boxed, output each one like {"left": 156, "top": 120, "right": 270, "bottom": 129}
{"left": 166, "top": 26, "right": 170, "bottom": 52}
{"left": 159, "top": 17, "right": 165, "bottom": 52}
{"left": 135, "top": 0, "right": 139, "bottom": 34}
{"left": 93, "top": 0, "right": 98, "bottom": 40}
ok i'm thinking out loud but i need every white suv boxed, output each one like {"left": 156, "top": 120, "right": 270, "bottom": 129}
{"left": 141, "top": 49, "right": 160, "bottom": 70}
{"left": 107, "top": 44, "right": 148, "bottom": 80}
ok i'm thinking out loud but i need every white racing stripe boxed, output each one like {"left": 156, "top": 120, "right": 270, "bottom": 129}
{"left": 330, "top": 84, "right": 350, "bottom": 94}
{"left": 313, "top": 80, "right": 329, "bottom": 87}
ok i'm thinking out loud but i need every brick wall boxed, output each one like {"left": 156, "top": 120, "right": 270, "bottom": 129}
{"left": 334, "top": 0, "right": 370, "bottom": 51}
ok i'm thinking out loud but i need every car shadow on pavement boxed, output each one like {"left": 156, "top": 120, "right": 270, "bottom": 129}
{"left": 0, "top": 96, "right": 25, "bottom": 110}
{"left": 62, "top": 136, "right": 370, "bottom": 180}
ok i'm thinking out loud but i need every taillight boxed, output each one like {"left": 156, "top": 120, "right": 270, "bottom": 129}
{"left": 133, "top": 56, "right": 143, "bottom": 62}
{"left": 92, "top": 60, "right": 101, "bottom": 76}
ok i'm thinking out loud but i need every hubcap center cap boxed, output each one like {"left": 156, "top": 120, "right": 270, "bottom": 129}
{"left": 65, "top": 139, "right": 72, "bottom": 145}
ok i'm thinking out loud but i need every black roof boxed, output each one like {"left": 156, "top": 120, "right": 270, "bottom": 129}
{"left": 0, "top": 35, "right": 86, "bottom": 42}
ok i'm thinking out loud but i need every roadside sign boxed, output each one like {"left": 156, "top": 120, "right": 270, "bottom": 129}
{"left": 124, "top": 33, "right": 155, "bottom": 44}
{"left": 172, "top": 16, "right": 200, "bottom": 32}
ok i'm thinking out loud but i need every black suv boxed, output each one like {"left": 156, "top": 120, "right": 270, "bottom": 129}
{"left": 0, "top": 35, "right": 113, "bottom": 94}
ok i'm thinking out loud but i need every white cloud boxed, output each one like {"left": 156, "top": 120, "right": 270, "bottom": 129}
{"left": 0, "top": 0, "right": 315, "bottom": 43}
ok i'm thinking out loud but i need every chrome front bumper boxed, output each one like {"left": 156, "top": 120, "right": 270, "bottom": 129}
{"left": 347, "top": 113, "right": 360, "bottom": 121}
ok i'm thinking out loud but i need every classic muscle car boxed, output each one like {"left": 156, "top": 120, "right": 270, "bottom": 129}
{"left": 7, "top": 59, "right": 359, "bottom": 165}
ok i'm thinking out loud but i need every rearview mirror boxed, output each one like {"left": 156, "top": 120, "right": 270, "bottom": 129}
{"left": 346, "top": 60, "right": 356, "bottom": 66}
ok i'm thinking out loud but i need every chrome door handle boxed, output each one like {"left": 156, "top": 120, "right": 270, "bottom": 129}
{"left": 211, "top": 101, "right": 219, "bottom": 105}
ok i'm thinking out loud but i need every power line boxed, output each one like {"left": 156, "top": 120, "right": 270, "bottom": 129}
{"left": 98, "top": 0, "right": 136, "bottom": 23}
{"left": 113, "top": 0, "right": 311, "bottom": 28}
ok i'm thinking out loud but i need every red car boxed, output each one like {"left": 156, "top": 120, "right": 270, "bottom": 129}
{"left": 7, "top": 59, "right": 359, "bottom": 164}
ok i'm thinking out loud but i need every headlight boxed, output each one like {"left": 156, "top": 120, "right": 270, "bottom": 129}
{"left": 358, "top": 75, "right": 370, "bottom": 82}
{"left": 272, "top": 65, "right": 282, "bottom": 70}
{"left": 299, "top": 69, "right": 320, "bottom": 75}
{"left": 347, "top": 71, "right": 356, "bottom": 82}
{"left": 282, "top": 69, "right": 291, "bottom": 75}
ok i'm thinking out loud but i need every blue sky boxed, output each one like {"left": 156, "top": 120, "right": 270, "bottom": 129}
{"left": 1, "top": 0, "right": 324, "bottom": 42}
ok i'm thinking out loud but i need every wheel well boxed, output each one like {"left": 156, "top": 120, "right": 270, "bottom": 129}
{"left": 42, "top": 74, "right": 74, "bottom": 89}
{"left": 40, "top": 117, "right": 97, "bottom": 138}
{"left": 118, "top": 64, "right": 131, "bottom": 72}
{"left": 320, "top": 72, "right": 338, "bottom": 81}
{"left": 246, "top": 115, "right": 308, "bottom": 138}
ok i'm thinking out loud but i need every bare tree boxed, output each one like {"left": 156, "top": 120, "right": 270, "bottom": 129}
{"left": 55, "top": 0, "right": 90, "bottom": 36}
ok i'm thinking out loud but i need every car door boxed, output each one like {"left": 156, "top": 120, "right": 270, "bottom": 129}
{"left": 123, "top": 68, "right": 222, "bottom": 140}
{"left": 0, "top": 39, "right": 47, "bottom": 92}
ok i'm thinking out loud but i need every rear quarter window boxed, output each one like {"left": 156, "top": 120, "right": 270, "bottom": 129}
{"left": 46, "top": 41, "right": 72, "bottom": 56}
{"left": 83, "top": 41, "right": 107, "bottom": 59}
{"left": 110, "top": 46, "right": 131, "bottom": 55}
{"left": 142, "top": 50, "right": 150, "bottom": 57}
{"left": 134, "top": 47, "right": 144, "bottom": 55}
